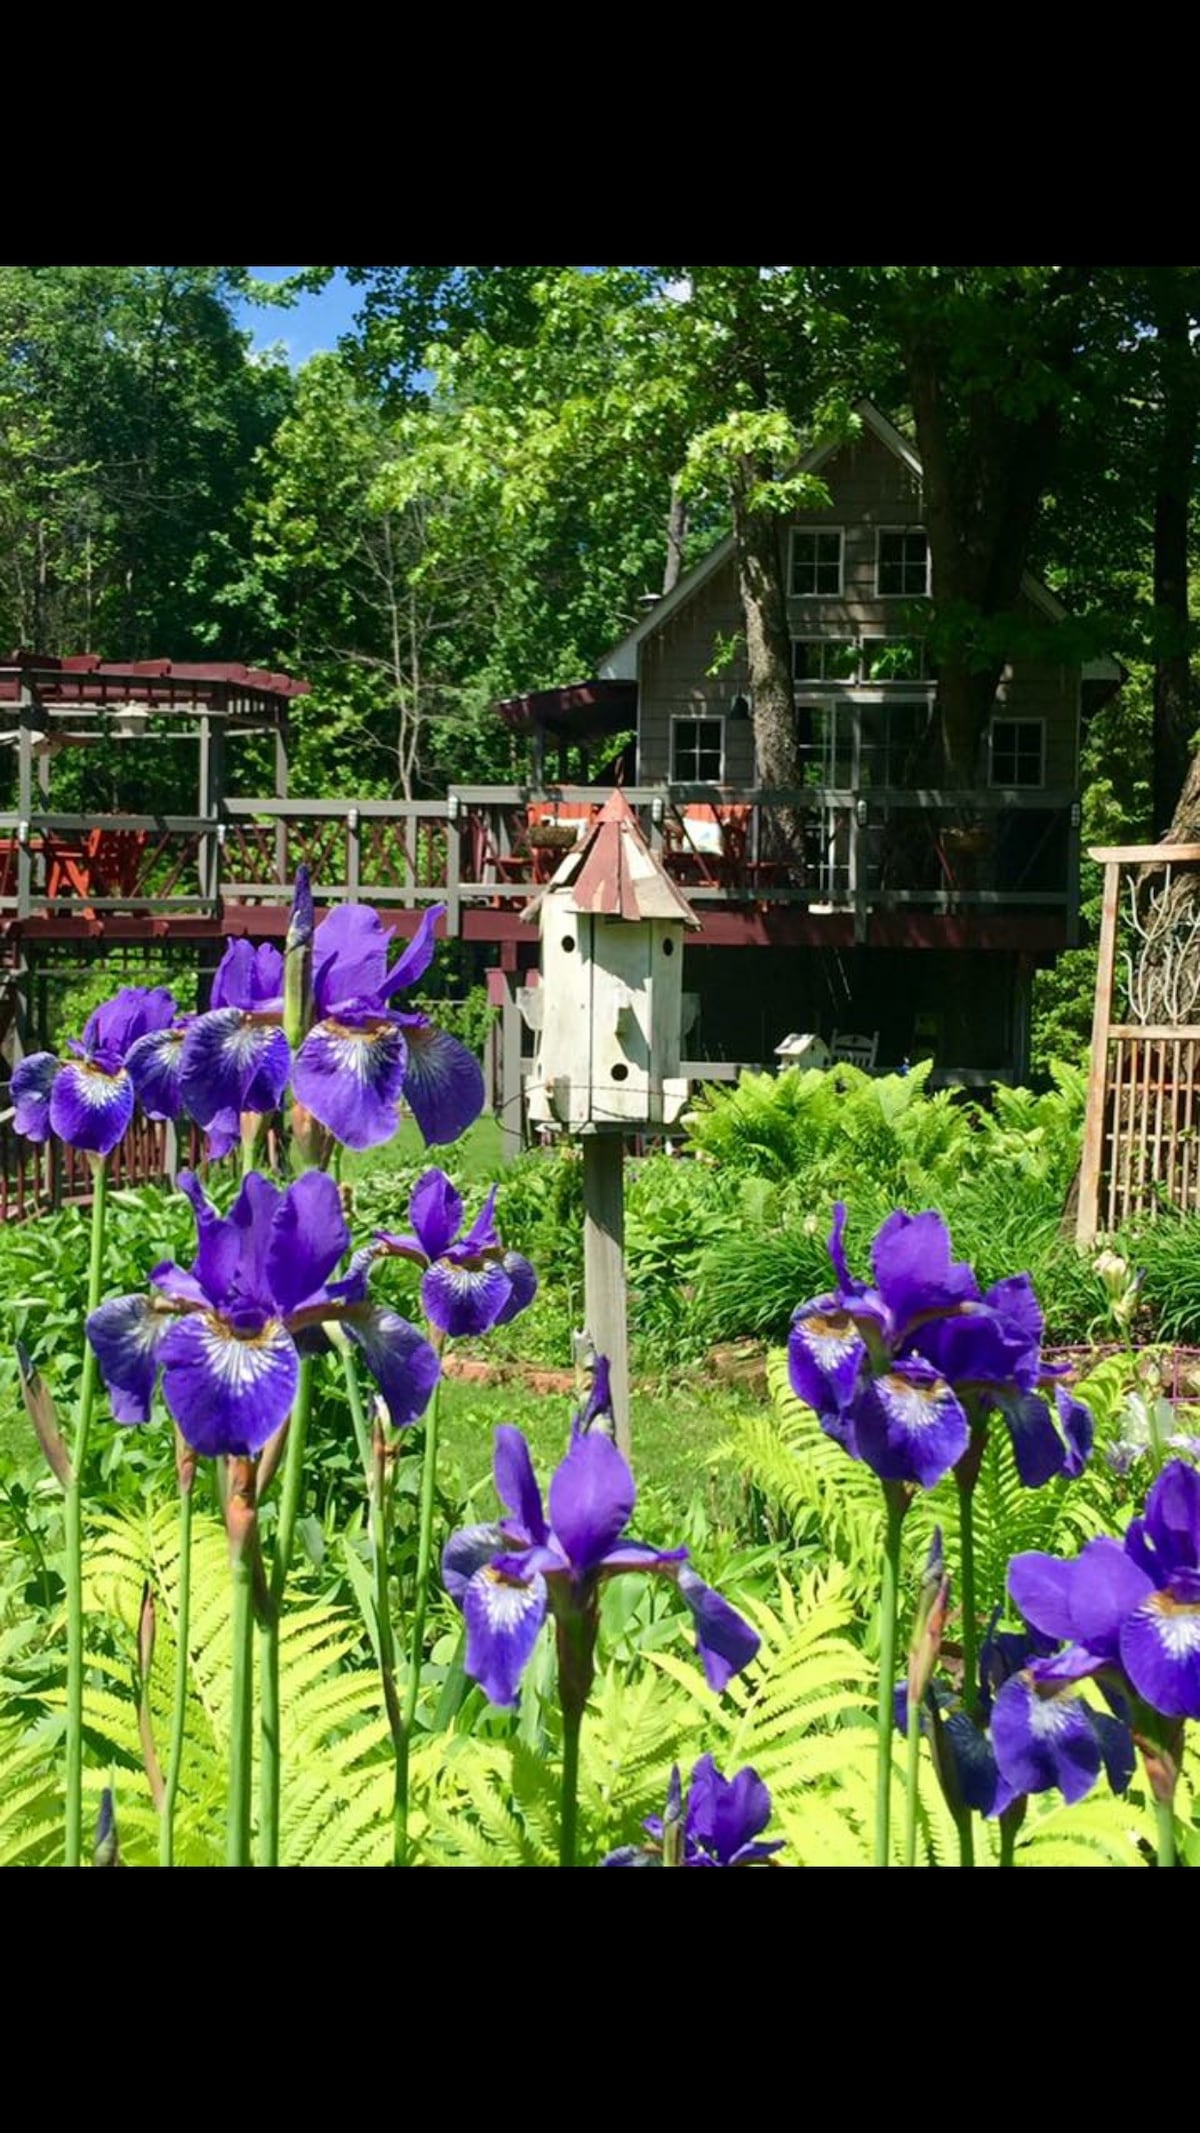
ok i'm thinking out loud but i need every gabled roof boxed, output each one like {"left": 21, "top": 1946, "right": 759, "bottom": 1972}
{"left": 596, "top": 399, "right": 1121, "bottom": 685}
{"left": 523, "top": 786, "right": 700, "bottom": 928}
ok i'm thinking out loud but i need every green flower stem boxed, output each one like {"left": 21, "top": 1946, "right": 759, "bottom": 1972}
{"left": 64, "top": 1155, "right": 108, "bottom": 1868}
{"left": 225, "top": 1457, "right": 257, "bottom": 1868}
{"left": 257, "top": 1355, "right": 314, "bottom": 1868}
{"left": 999, "top": 1815, "right": 1017, "bottom": 1869}
{"left": 339, "top": 1343, "right": 404, "bottom": 1838}
{"left": 874, "top": 1483, "right": 906, "bottom": 1869}
{"left": 956, "top": 1807, "right": 975, "bottom": 1868}
{"left": 957, "top": 1469, "right": 980, "bottom": 1721}
{"left": 160, "top": 1479, "right": 193, "bottom": 1868}
{"left": 904, "top": 1686, "right": 922, "bottom": 1867}
{"left": 560, "top": 1704, "right": 582, "bottom": 1869}
{"left": 396, "top": 1361, "right": 445, "bottom": 1868}
{"left": 227, "top": 1543, "right": 255, "bottom": 1868}
{"left": 1156, "top": 1797, "right": 1177, "bottom": 1868}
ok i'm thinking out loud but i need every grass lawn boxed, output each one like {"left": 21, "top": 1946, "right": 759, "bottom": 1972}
{"left": 340, "top": 1115, "right": 505, "bottom": 1187}
{"left": 436, "top": 1369, "right": 748, "bottom": 1525}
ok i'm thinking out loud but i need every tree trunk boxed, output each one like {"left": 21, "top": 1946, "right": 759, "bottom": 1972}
{"left": 662, "top": 476, "right": 688, "bottom": 595}
{"left": 730, "top": 453, "right": 804, "bottom": 856}
{"left": 909, "top": 313, "right": 1075, "bottom": 789}
{"left": 1150, "top": 271, "right": 1198, "bottom": 835}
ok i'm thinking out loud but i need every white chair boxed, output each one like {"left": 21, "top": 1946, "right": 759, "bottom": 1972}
{"left": 830, "top": 1030, "right": 879, "bottom": 1070}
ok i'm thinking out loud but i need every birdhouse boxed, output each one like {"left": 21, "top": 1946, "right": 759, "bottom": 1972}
{"left": 774, "top": 1032, "right": 832, "bottom": 1072}
{"left": 521, "top": 788, "right": 700, "bottom": 1131}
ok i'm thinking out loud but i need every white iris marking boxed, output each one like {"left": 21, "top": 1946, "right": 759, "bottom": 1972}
{"left": 801, "top": 1313, "right": 860, "bottom": 1368}
{"left": 106, "top": 1298, "right": 161, "bottom": 1356}
{"left": 69, "top": 1065, "right": 129, "bottom": 1111}
{"left": 1147, "top": 1598, "right": 1200, "bottom": 1658}
{"left": 480, "top": 1572, "right": 537, "bottom": 1630}
{"left": 197, "top": 1315, "right": 288, "bottom": 1390}
{"left": 222, "top": 1019, "right": 275, "bottom": 1066}
{"left": 880, "top": 1375, "right": 946, "bottom": 1434}
{"left": 314, "top": 1023, "right": 394, "bottom": 1084}
{"left": 1026, "top": 1692, "right": 1080, "bottom": 1741}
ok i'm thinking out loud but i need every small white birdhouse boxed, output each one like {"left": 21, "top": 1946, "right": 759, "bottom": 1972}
{"left": 521, "top": 788, "right": 700, "bottom": 1131}
{"left": 774, "top": 1032, "right": 832, "bottom": 1071}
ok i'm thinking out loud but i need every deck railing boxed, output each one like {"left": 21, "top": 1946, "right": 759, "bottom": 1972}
{"left": 0, "top": 783, "right": 1081, "bottom": 938}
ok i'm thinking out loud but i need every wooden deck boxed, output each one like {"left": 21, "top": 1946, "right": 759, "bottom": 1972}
{"left": 0, "top": 782, "right": 1081, "bottom": 951}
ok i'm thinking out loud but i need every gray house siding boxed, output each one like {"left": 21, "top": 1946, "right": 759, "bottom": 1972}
{"left": 635, "top": 426, "right": 1079, "bottom": 792}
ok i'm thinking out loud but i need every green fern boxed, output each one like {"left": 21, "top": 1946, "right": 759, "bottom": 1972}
{"left": 0, "top": 1498, "right": 414, "bottom": 1866}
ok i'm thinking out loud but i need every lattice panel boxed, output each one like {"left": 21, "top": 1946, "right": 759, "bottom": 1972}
{"left": 1078, "top": 843, "right": 1200, "bottom": 1241}
{"left": 1099, "top": 1031, "right": 1200, "bottom": 1229}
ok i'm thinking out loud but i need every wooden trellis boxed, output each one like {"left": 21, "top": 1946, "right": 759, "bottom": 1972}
{"left": 1077, "top": 842, "right": 1200, "bottom": 1241}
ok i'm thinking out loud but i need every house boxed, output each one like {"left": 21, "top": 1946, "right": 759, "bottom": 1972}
{"left": 496, "top": 398, "right": 1120, "bottom": 1089}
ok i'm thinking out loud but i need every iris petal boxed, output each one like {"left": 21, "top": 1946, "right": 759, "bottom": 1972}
{"left": 421, "top": 1259, "right": 514, "bottom": 1337}
{"left": 400, "top": 1021, "right": 485, "bottom": 1146}
{"left": 990, "top": 1673, "right": 1102, "bottom": 1805}
{"left": 408, "top": 1168, "right": 464, "bottom": 1262}
{"left": 311, "top": 903, "right": 393, "bottom": 1012}
{"left": 266, "top": 1170, "right": 350, "bottom": 1314}
{"left": 442, "top": 1522, "right": 506, "bottom": 1606}
{"left": 998, "top": 1392, "right": 1069, "bottom": 1488}
{"left": 548, "top": 1429, "right": 636, "bottom": 1573}
{"left": 180, "top": 1009, "right": 289, "bottom": 1127}
{"left": 10, "top": 1053, "right": 57, "bottom": 1141}
{"left": 871, "top": 1208, "right": 980, "bottom": 1331}
{"left": 1119, "top": 1592, "right": 1200, "bottom": 1720}
{"left": 492, "top": 1251, "right": 538, "bottom": 1326}
{"left": 788, "top": 1300, "right": 866, "bottom": 1416}
{"left": 851, "top": 1359, "right": 969, "bottom": 1489}
{"left": 462, "top": 1564, "right": 547, "bottom": 1707}
{"left": 343, "top": 1305, "right": 440, "bottom": 1429}
{"left": 687, "top": 1756, "right": 774, "bottom": 1865}
{"left": 493, "top": 1426, "right": 548, "bottom": 1545}
{"left": 675, "top": 1565, "right": 761, "bottom": 1691}
{"left": 158, "top": 1311, "right": 298, "bottom": 1458}
{"left": 382, "top": 903, "right": 443, "bottom": 995}
{"left": 126, "top": 1025, "right": 186, "bottom": 1122}
{"left": 87, "top": 1294, "right": 170, "bottom": 1425}
{"left": 292, "top": 1015, "right": 408, "bottom": 1150}
{"left": 49, "top": 1060, "right": 134, "bottom": 1155}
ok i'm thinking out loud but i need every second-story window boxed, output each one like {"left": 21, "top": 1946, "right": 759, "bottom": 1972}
{"left": 790, "top": 528, "right": 844, "bottom": 596}
{"left": 877, "top": 529, "right": 930, "bottom": 597}
{"left": 989, "top": 717, "right": 1044, "bottom": 787}
{"left": 792, "top": 639, "right": 858, "bottom": 682}
{"left": 671, "top": 715, "right": 724, "bottom": 782}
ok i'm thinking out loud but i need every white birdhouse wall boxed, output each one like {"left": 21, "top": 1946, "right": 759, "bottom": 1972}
{"left": 528, "top": 900, "right": 689, "bottom": 1130}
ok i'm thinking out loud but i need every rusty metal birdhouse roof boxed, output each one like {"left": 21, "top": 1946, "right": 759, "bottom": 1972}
{"left": 523, "top": 787, "right": 700, "bottom": 927}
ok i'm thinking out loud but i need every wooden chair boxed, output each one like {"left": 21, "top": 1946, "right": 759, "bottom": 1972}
{"left": 830, "top": 1030, "right": 879, "bottom": 1070}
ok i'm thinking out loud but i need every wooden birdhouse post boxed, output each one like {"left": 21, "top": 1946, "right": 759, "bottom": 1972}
{"left": 521, "top": 788, "right": 700, "bottom": 1454}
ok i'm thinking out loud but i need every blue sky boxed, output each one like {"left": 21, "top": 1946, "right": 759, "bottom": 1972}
{"left": 235, "top": 267, "right": 358, "bottom": 365}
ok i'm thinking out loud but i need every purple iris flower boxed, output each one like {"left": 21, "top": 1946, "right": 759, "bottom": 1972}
{"left": 896, "top": 1607, "right": 1133, "bottom": 1818}
{"left": 442, "top": 1419, "right": 759, "bottom": 1710}
{"left": 373, "top": 1168, "right": 537, "bottom": 1337}
{"left": 1006, "top": 1459, "right": 1200, "bottom": 1724}
{"left": 86, "top": 1167, "right": 440, "bottom": 1459}
{"left": 604, "top": 1755, "right": 783, "bottom": 1867}
{"left": 180, "top": 895, "right": 483, "bottom": 1152}
{"left": 11, "top": 986, "right": 178, "bottom": 1156}
{"left": 787, "top": 1203, "right": 1091, "bottom": 1491}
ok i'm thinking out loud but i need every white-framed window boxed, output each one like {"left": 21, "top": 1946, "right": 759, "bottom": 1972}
{"left": 671, "top": 713, "right": 725, "bottom": 783}
{"left": 876, "top": 528, "right": 930, "bottom": 597}
{"left": 858, "top": 698, "right": 936, "bottom": 789}
{"left": 790, "top": 527, "right": 844, "bottom": 597}
{"left": 860, "top": 635, "right": 931, "bottom": 683}
{"left": 989, "top": 716, "right": 1045, "bottom": 788}
{"left": 792, "top": 638, "right": 858, "bottom": 683}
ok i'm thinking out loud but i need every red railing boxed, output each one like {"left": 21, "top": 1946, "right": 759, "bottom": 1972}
{"left": 0, "top": 1103, "right": 213, "bottom": 1223}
